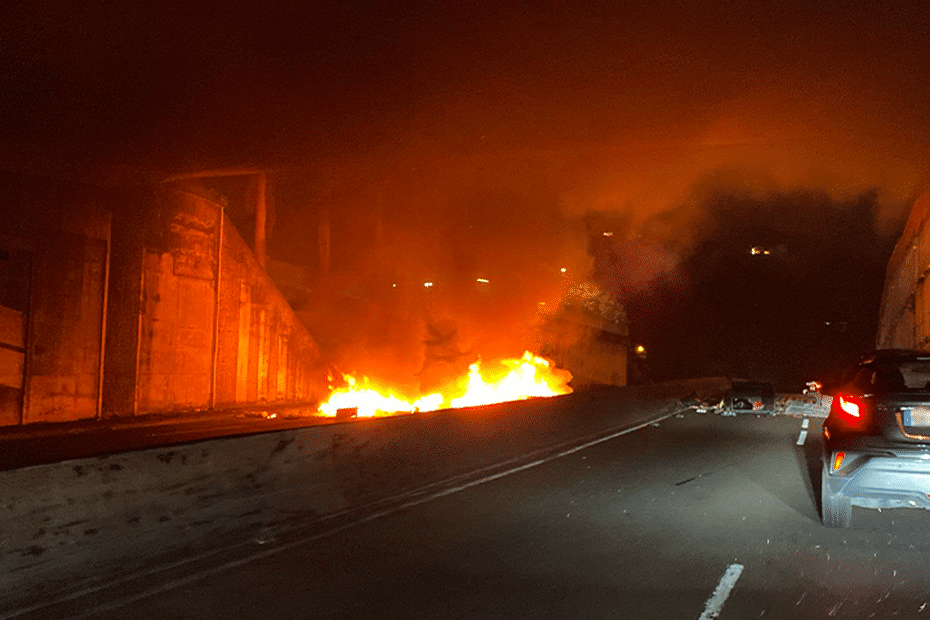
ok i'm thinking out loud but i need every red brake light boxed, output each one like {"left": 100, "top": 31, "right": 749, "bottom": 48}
{"left": 832, "top": 393, "right": 866, "bottom": 424}
{"left": 838, "top": 395, "right": 861, "bottom": 417}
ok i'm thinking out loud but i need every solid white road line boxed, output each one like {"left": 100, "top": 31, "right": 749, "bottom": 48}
{"left": 697, "top": 563, "right": 744, "bottom": 620}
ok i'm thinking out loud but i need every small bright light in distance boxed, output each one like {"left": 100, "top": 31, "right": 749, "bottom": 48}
{"left": 424, "top": 281, "right": 433, "bottom": 288}
{"left": 392, "top": 283, "right": 397, "bottom": 288}
{"left": 560, "top": 267, "right": 567, "bottom": 273}
{"left": 477, "top": 278, "right": 489, "bottom": 284}
{"left": 603, "top": 231, "right": 613, "bottom": 237}
{"left": 636, "top": 345, "right": 645, "bottom": 354}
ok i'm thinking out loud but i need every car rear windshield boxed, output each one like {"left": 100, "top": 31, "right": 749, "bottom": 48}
{"left": 854, "top": 361, "right": 930, "bottom": 393}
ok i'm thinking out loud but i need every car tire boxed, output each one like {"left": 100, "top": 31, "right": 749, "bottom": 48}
{"left": 821, "top": 464, "right": 852, "bottom": 528}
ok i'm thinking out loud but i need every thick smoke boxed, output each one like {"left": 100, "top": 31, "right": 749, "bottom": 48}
{"left": 275, "top": 160, "right": 595, "bottom": 394}
{"left": 3, "top": 1, "right": 927, "bottom": 392}
{"left": 280, "top": 158, "right": 914, "bottom": 395}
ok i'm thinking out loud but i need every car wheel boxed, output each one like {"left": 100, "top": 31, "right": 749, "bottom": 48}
{"left": 821, "top": 463, "right": 852, "bottom": 528}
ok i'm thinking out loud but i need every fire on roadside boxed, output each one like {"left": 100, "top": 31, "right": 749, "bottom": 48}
{"left": 318, "top": 351, "right": 573, "bottom": 418}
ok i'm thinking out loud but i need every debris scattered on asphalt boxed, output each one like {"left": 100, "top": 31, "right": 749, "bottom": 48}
{"left": 678, "top": 392, "right": 727, "bottom": 415}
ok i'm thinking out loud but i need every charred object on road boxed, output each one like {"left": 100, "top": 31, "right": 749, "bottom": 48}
{"left": 679, "top": 381, "right": 776, "bottom": 416}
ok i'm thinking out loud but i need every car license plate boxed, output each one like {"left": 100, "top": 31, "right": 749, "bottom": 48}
{"left": 904, "top": 407, "right": 930, "bottom": 426}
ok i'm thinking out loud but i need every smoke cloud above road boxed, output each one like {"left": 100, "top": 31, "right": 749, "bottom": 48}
{"left": 2, "top": 1, "right": 928, "bottom": 388}
{"left": 2, "top": 2, "right": 926, "bottom": 208}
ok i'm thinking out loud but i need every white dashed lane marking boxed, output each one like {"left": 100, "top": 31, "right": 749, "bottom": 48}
{"left": 697, "top": 564, "right": 744, "bottom": 620}
{"left": 797, "top": 418, "right": 809, "bottom": 445}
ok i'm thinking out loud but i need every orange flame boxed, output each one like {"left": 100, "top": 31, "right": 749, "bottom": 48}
{"left": 319, "top": 351, "right": 572, "bottom": 418}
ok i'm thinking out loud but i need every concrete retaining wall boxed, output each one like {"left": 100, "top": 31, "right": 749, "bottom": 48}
{"left": 0, "top": 389, "right": 674, "bottom": 613}
{"left": 878, "top": 189, "right": 930, "bottom": 349}
{"left": 103, "top": 186, "right": 325, "bottom": 418}
{"left": 1, "top": 174, "right": 326, "bottom": 427}
{"left": 0, "top": 172, "right": 112, "bottom": 426}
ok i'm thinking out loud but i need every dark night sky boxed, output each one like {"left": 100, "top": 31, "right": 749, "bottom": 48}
{"left": 2, "top": 1, "right": 929, "bottom": 389}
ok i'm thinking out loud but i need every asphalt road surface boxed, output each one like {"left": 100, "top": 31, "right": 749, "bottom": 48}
{"left": 21, "top": 411, "right": 930, "bottom": 619}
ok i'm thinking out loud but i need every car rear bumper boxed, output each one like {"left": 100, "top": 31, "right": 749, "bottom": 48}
{"left": 825, "top": 452, "right": 930, "bottom": 509}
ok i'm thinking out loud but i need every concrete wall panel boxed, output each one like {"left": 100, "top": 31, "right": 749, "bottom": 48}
{"left": 0, "top": 173, "right": 111, "bottom": 425}
{"left": 101, "top": 192, "right": 146, "bottom": 418}
{"left": 136, "top": 194, "right": 219, "bottom": 413}
{"left": 130, "top": 188, "right": 324, "bottom": 415}
{"left": 214, "top": 217, "right": 325, "bottom": 408}
{"left": 24, "top": 232, "right": 107, "bottom": 423}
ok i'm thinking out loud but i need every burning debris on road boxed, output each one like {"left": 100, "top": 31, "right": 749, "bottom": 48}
{"left": 318, "top": 351, "right": 573, "bottom": 418}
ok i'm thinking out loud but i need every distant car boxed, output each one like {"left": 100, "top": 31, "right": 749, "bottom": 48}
{"left": 821, "top": 349, "right": 930, "bottom": 528}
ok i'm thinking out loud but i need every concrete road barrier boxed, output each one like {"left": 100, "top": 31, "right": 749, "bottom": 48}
{"left": 0, "top": 387, "right": 679, "bottom": 614}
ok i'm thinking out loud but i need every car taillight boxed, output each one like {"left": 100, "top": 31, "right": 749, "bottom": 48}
{"left": 839, "top": 395, "right": 861, "bottom": 417}
{"left": 832, "top": 393, "right": 866, "bottom": 424}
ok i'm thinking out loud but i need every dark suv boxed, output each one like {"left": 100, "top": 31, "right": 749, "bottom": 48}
{"left": 821, "top": 349, "right": 930, "bottom": 528}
